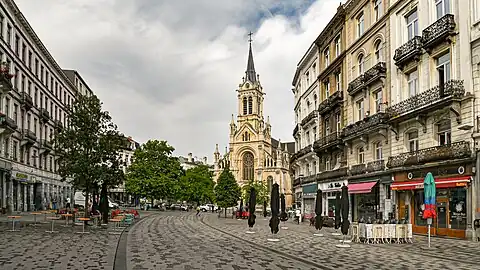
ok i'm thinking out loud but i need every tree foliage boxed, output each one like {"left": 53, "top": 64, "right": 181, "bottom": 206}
{"left": 125, "top": 140, "right": 183, "bottom": 202}
{"left": 178, "top": 165, "right": 215, "bottom": 204}
{"left": 55, "top": 94, "right": 123, "bottom": 219}
{"left": 241, "top": 180, "right": 269, "bottom": 206}
{"left": 214, "top": 167, "right": 241, "bottom": 209}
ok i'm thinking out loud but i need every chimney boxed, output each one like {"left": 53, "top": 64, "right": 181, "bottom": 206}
{"left": 203, "top": 156, "right": 207, "bottom": 164}
{"left": 188, "top": 153, "right": 193, "bottom": 162}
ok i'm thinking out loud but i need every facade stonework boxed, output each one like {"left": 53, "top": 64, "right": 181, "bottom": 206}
{"left": 214, "top": 42, "right": 294, "bottom": 206}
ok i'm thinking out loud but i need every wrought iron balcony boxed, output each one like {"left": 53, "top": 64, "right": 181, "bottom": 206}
{"left": 422, "top": 14, "right": 456, "bottom": 53}
{"left": 387, "top": 141, "right": 471, "bottom": 168}
{"left": 290, "top": 145, "right": 313, "bottom": 163}
{"left": 386, "top": 80, "right": 465, "bottom": 121}
{"left": 343, "top": 113, "right": 389, "bottom": 139}
{"left": 313, "top": 132, "right": 343, "bottom": 153}
{"left": 317, "top": 167, "right": 348, "bottom": 181}
{"left": 0, "top": 63, "right": 13, "bottom": 94}
{"left": 42, "top": 139, "right": 53, "bottom": 151}
{"left": 302, "top": 174, "right": 317, "bottom": 184}
{"left": 21, "top": 92, "right": 34, "bottom": 110}
{"left": 366, "top": 159, "right": 385, "bottom": 172}
{"left": 40, "top": 108, "right": 50, "bottom": 122}
{"left": 347, "top": 75, "right": 366, "bottom": 96}
{"left": 350, "top": 163, "right": 366, "bottom": 176}
{"left": 393, "top": 36, "right": 423, "bottom": 69}
{"left": 363, "top": 62, "right": 386, "bottom": 86}
{"left": 318, "top": 91, "right": 343, "bottom": 115}
{"left": 301, "top": 110, "right": 317, "bottom": 126}
{"left": 22, "top": 129, "right": 37, "bottom": 145}
{"left": 54, "top": 120, "right": 64, "bottom": 131}
{"left": 0, "top": 114, "right": 17, "bottom": 134}
{"left": 293, "top": 124, "right": 299, "bottom": 136}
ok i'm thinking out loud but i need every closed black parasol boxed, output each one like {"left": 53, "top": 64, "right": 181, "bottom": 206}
{"left": 269, "top": 183, "right": 280, "bottom": 234}
{"left": 263, "top": 200, "right": 267, "bottom": 218}
{"left": 340, "top": 185, "right": 350, "bottom": 235}
{"left": 315, "top": 190, "right": 323, "bottom": 231}
{"left": 279, "top": 194, "right": 288, "bottom": 222}
{"left": 334, "top": 191, "right": 341, "bottom": 229}
{"left": 248, "top": 187, "right": 256, "bottom": 228}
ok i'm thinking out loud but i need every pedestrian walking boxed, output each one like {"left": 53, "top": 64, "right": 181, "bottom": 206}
{"left": 66, "top": 197, "right": 71, "bottom": 209}
{"left": 196, "top": 206, "right": 201, "bottom": 216}
{"left": 295, "top": 209, "right": 301, "bottom": 224}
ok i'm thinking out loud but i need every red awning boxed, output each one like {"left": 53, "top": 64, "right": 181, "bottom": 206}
{"left": 348, "top": 181, "right": 378, "bottom": 194}
{"left": 391, "top": 176, "right": 471, "bottom": 191}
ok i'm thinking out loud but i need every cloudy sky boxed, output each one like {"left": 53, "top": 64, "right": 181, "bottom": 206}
{"left": 15, "top": 0, "right": 341, "bottom": 161}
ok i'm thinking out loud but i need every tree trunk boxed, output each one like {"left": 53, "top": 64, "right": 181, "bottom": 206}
{"left": 224, "top": 208, "right": 227, "bottom": 218}
{"left": 100, "top": 183, "right": 109, "bottom": 224}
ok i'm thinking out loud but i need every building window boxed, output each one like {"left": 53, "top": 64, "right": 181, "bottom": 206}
{"left": 356, "top": 99, "right": 364, "bottom": 121}
{"left": 407, "top": 131, "right": 419, "bottom": 152}
{"left": 306, "top": 163, "right": 310, "bottom": 176}
{"left": 374, "top": 0, "right": 383, "bottom": 21}
{"left": 335, "top": 72, "right": 341, "bottom": 92}
{"left": 324, "top": 48, "right": 330, "bottom": 67}
{"left": 13, "top": 104, "right": 18, "bottom": 124}
{"left": 335, "top": 112, "right": 341, "bottom": 132}
{"left": 306, "top": 100, "right": 311, "bottom": 111}
{"left": 0, "top": 14, "right": 3, "bottom": 38}
{"left": 33, "top": 118, "right": 37, "bottom": 135}
{"left": 312, "top": 63, "right": 317, "bottom": 77}
{"left": 436, "top": 0, "right": 451, "bottom": 19}
{"left": 242, "top": 152, "right": 255, "bottom": 181}
{"left": 12, "top": 141, "right": 17, "bottom": 161}
{"left": 33, "top": 150, "right": 37, "bottom": 167}
{"left": 357, "top": 147, "right": 365, "bottom": 164}
{"left": 357, "top": 12, "right": 365, "bottom": 37}
{"left": 6, "top": 24, "right": 11, "bottom": 47}
{"left": 358, "top": 54, "right": 365, "bottom": 75}
{"left": 436, "top": 51, "right": 451, "bottom": 84}
{"left": 324, "top": 119, "right": 330, "bottom": 136}
{"left": 4, "top": 138, "right": 9, "bottom": 158}
{"left": 14, "top": 68, "right": 18, "bottom": 90}
{"left": 242, "top": 97, "right": 247, "bottom": 115}
{"left": 437, "top": 119, "right": 451, "bottom": 146}
{"left": 335, "top": 36, "right": 341, "bottom": 57}
{"left": 306, "top": 131, "right": 310, "bottom": 145}
{"left": 28, "top": 51, "right": 32, "bottom": 69}
{"left": 49, "top": 156, "right": 53, "bottom": 171}
{"left": 475, "top": 0, "right": 480, "bottom": 22}
{"left": 313, "top": 127, "right": 317, "bottom": 141}
{"left": 247, "top": 96, "right": 253, "bottom": 114}
{"left": 21, "top": 75, "right": 25, "bottom": 92}
{"left": 374, "top": 90, "right": 383, "bottom": 113}
{"left": 407, "top": 10, "right": 419, "bottom": 40}
{"left": 326, "top": 157, "right": 331, "bottom": 171}
{"left": 4, "top": 98, "right": 10, "bottom": 116}
{"left": 306, "top": 71, "right": 310, "bottom": 86}
{"left": 407, "top": 70, "right": 419, "bottom": 97}
{"left": 324, "top": 81, "right": 330, "bottom": 98}
{"left": 314, "top": 94, "right": 318, "bottom": 108}
{"left": 14, "top": 35, "right": 19, "bottom": 55}
{"left": 22, "top": 43, "right": 26, "bottom": 62}
{"left": 374, "top": 141, "right": 383, "bottom": 160}
{"left": 374, "top": 40, "right": 383, "bottom": 63}
{"left": 312, "top": 161, "right": 317, "bottom": 174}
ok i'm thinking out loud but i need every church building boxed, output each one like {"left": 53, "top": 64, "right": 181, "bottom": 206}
{"left": 213, "top": 38, "right": 295, "bottom": 207}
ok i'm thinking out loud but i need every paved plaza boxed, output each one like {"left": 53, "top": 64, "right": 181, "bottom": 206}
{"left": 1, "top": 211, "right": 479, "bottom": 270}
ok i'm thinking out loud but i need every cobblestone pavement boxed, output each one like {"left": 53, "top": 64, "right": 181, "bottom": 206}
{"left": 0, "top": 220, "right": 119, "bottom": 270}
{"left": 127, "top": 212, "right": 480, "bottom": 270}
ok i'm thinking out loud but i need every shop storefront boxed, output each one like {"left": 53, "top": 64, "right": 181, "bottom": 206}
{"left": 301, "top": 183, "right": 317, "bottom": 217}
{"left": 318, "top": 180, "right": 348, "bottom": 217}
{"left": 349, "top": 176, "right": 392, "bottom": 222}
{"left": 391, "top": 165, "right": 473, "bottom": 239}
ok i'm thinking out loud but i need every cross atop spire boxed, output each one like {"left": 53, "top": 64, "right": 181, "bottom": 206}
{"left": 245, "top": 31, "right": 257, "bottom": 83}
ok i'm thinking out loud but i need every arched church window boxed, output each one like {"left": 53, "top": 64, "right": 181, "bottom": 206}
{"left": 243, "top": 152, "right": 255, "bottom": 181}
{"left": 248, "top": 96, "right": 253, "bottom": 114}
{"left": 243, "top": 97, "right": 248, "bottom": 115}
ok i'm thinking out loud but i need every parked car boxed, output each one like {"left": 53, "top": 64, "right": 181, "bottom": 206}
{"left": 180, "top": 205, "right": 188, "bottom": 211}
{"left": 200, "top": 204, "right": 218, "bottom": 212}
{"left": 235, "top": 210, "right": 249, "bottom": 219}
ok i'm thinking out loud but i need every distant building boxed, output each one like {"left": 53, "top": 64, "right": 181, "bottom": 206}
{"left": 178, "top": 153, "right": 212, "bottom": 171}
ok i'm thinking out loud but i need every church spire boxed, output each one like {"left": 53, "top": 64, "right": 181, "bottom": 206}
{"left": 245, "top": 31, "right": 257, "bottom": 83}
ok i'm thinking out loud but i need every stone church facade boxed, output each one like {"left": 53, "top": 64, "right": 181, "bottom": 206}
{"left": 213, "top": 41, "right": 295, "bottom": 207}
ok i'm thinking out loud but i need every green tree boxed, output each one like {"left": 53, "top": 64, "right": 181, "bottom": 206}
{"left": 179, "top": 165, "right": 215, "bottom": 204}
{"left": 214, "top": 167, "right": 241, "bottom": 217}
{"left": 241, "top": 180, "right": 269, "bottom": 206}
{"left": 125, "top": 140, "right": 183, "bottom": 204}
{"left": 55, "top": 94, "right": 117, "bottom": 219}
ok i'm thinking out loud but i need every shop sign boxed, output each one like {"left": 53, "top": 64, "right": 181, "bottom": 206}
{"left": 16, "top": 173, "right": 28, "bottom": 182}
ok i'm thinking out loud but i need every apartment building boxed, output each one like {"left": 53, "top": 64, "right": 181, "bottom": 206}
{"left": 0, "top": 0, "right": 78, "bottom": 213}
{"left": 109, "top": 136, "right": 139, "bottom": 204}
{"left": 291, "top": 0, "right": 478, "bottom": 239}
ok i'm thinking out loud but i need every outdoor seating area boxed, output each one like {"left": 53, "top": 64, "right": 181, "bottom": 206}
{"left": 350, "top": 222, "right": 413, "bottom": 244}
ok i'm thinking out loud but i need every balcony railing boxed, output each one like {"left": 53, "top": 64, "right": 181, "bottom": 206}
{"left": 21, "top": 92, "right": 34, "bottom": 110}
{"left": 347, "top": 75, "right": 365, "bottom": 96}
{"left": 301, "top": 110, "right": 317, "bottom": 126}
{"left": 366, "top": 159, "right": 385, "bottom": 172}
{"left": 343, "top": 113, "right": 389, "bottom": 139}
{"left": 290, "top": 145, "right": 313, "bottom": 163}
{"left": 393, "top": 36, "right": 423, "bottom": 68}
{"left": 42, "top": 139, "right": 53, "bottom": 150}
{"left": 313, "top": 132, "right": 343, "bottom": 152}
{"left": 40, "top": 108, "right": 50, "bottom": 122}
{"left": 363, "top": 62, "right": 386, "bottom": 86}
{"left": 22, "top": 129, "right": 37, "bottom": 144}
{"left": 317, "top": 167, "right": 348, "bottom": 181}
{"left": 318, "top": 91, "right": 343, "bottom": 115}
{"left": 350, "top": 163, "right": 366, "bottom": 175}
{"left": 0, "top": 65, "right": 13, "bottom": 94}
{"left": 387, "top": 141, "right": 471, "bottom": 168}
{"left": 0, "top": 114, "right": 17, "bottom": 132}
{"left": 386, "top": 80, "right": 465, "bottom": 119}
{"left": 422, "top": 14, "right": 456, "bottom": 52}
